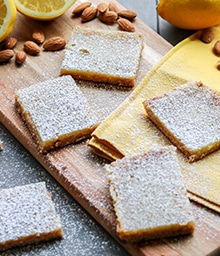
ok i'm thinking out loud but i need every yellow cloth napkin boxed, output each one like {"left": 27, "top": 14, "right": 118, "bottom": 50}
{"left": 89, "top": 25, "right": 220, "bottom": 212}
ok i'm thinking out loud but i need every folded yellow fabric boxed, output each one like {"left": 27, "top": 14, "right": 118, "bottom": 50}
{"left": 89, "top": 25, "right": 220, "bottom": 212}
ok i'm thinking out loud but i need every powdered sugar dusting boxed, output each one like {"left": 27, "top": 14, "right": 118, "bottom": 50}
{"left": 60, "top": 26, "right": 143, "bottom": 82}
{"left": 105, "top": 147, "right": 194, "bottom": 234}
{"left": 145, "top": 82, "right": 220, "bottom": 151}
{"left": 0, "top": 182, "right": 62, "bottom": 249}
{"left": 76, "top": 80, "right": 132, "bottom": 123}
{"left": 15, "top": 76, "right": 98, "bottom": 142}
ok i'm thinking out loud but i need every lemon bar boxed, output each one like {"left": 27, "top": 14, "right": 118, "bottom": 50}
{"left": 143, "top": 81, "right": 220, "bottom": 162}
{"left": 15, "top": 75, "right": 98, "bottom": 153}
{"left": 60, "top": 26, "right": 144, "bottom": 86}
{"left": 0, "top": 182, "right": 63, "bottom": 251}
{"left": 105, "top": 146, "right": 194, "bottom": 242}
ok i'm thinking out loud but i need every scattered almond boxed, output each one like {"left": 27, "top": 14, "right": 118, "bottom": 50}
{"left": 0, "top": 49, "right": 14, "bottom": 63}
{"left": 81, "top": 6, "right": 97, "bottom": 22}
{"left": 217, "top": 60, "right": 220, "bottom": 70}
{"left": 118, "top": 10, "right": 137, "bottom": 20}
{"left": 4, "top": 37, "right": 17, "bottom": 49}
{"left": 97, "top": 2, "right": 108, "bottom": 13}
{"left": 117, "top": 18, "right": 135, "bottom": 32}
{"left": 98, "top": 11, "right": 118, "bottom": 24}
{"left": 214, "top": 40, "right": 220, "bottom": 56}
{"left": 72, "top": 2, "right": 92, "bottom": 15}
{"left": 109, "top": 1, "right": 120, "bottom": 13}
{"left": 15, "top": 51, "right": 26, "bottom": 65}
{"left": 200, "top": 28, "right": 214, "bottom": 44}
{"left": 24, "top": 41, "right": 41, "bottom": 55}
{"left": 71, "top": 1, "right": 137, "bottom": 32}
{"left": 43, "top": 36, "right": 66, "bottom": 51}
{"left": 32, "top": 29, "right": 45, "bottom": 44}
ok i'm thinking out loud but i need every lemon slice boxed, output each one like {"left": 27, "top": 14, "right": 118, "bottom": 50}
{"left": 14, "top": 0, "right": 77, "bottom": 21}
{"left": 0, "top": 0, "right": 17, "bottom": 42}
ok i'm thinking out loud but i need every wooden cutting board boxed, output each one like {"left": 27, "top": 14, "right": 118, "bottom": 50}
{"left": 1, "top": 1, "right": 220, "bottom": 255}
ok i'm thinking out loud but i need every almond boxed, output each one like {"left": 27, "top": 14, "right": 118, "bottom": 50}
{"left": 81, "top": 6, "right": 97, "bottom": 22}
{"left": 109, "top": 2, "right": 120, "bottom": 13}
{"left": 32, "top": 29, "right": 45, "bottom": 44}
{"left": 118, "top": 10, "right": 137, "bottom": 20}
{"left": 24, "top": 41, "right": 41, "bottom": 55}
{"left": 217, "top": 60, "right": 220, "bottom": 70}
{"left": 15, "top": 51, "right": 26, "bottom": 65}
{"left": 214, "top": 40, "right": 220, "bottom": 56}
{"left": 200, "top": 28, "right": 214, "bottom": 44}
{"left": 117, "top": 18, "right": 135, "bottom": 32}
{"left": 4, "top": 37, "right": 17, "bottom": 49}
{"left": 72, "top": 2, "right": 92, "bottom": 15}
{"left": 0, "top": 49, "right": 14, "bottom": 63}
{"left": 98, "top": 11, "right": 118, "bottom": 24}
{"left": 43, "top": 36, "right": 66, "bottom": 51}
{"left": 97, "top": 2, "right": 108, "bottom": 13}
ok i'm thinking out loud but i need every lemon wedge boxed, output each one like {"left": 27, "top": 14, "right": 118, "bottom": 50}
{"left": 14, "top": 0, "right": 77, "bottom": 21}
{"left": 0, "top": 0, "right": 17, "bottom": 42}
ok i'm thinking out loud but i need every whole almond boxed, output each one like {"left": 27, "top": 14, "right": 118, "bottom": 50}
{"left": 72, "top": 2, "right": 92, "bottom": 15}
{"left": 217, "top": 60, "right": 220, "bottom": 70}
{"left": 15, "top": 51, "right": 26, "bottom": 65}
{"left": 43, "top": 36, "right": 66, "bottom": 51}
{"left": 98, "top": 11, "right": 118, "bottom": 24}
{"left": 200, "top": 28, "right": 214, "bottom": 44}
{"left": 32, "top": 29, "right": 45, "bottom": 44}
{"left": 118, "top": 10, "right": 137, "bottom": 20}
{"left": 0, "top": 49, "right": 14, "bottom": 63}
{"left": 81, "top": 6, "right": 97, "bottom": 22}
{"left": 24, "top": 41, "right": 41, "bottom": 55}
{"left": 97, "top": 2, "right": 108, "bottom": 13}
{"left": 117, "top": 18, "right": 135, "bottom": 32}
{"left": 214, "top": 40, "right": 220, "bottom": 56}
{"left": 109, "top": 2, "right": 120, "bottom": 12}
{"left": 4, "top": 37, "right": 17, "bottom": 49}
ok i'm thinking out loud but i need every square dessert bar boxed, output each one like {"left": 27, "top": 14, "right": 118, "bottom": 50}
{"left": 60, "top": 26, "right": 144, "bottom": 86}
{"left": 143, "top": 81, "right": 220, "bottom": 162}
{"left": 15, "top": 75, "right": 98, "bottom": 153}
{"left": 0, "top": 182, "right": 63, "bottom": 251}
{"left": 105, "top": 146, "right": 194, "bottom": 242}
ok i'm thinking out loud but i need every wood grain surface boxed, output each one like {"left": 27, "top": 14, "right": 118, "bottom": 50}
{"left": 1, "top": 1, "right": 220, "bottom": 255}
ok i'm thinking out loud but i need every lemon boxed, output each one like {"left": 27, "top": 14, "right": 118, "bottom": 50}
{"left": 0, "top": 0, "right": 17, "bottom": 42}
{"left": 157, "top": 0, "right": 220, "bottom": 30}
{"left": 14, "top": 0, "right": 77, "bottom": 21}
